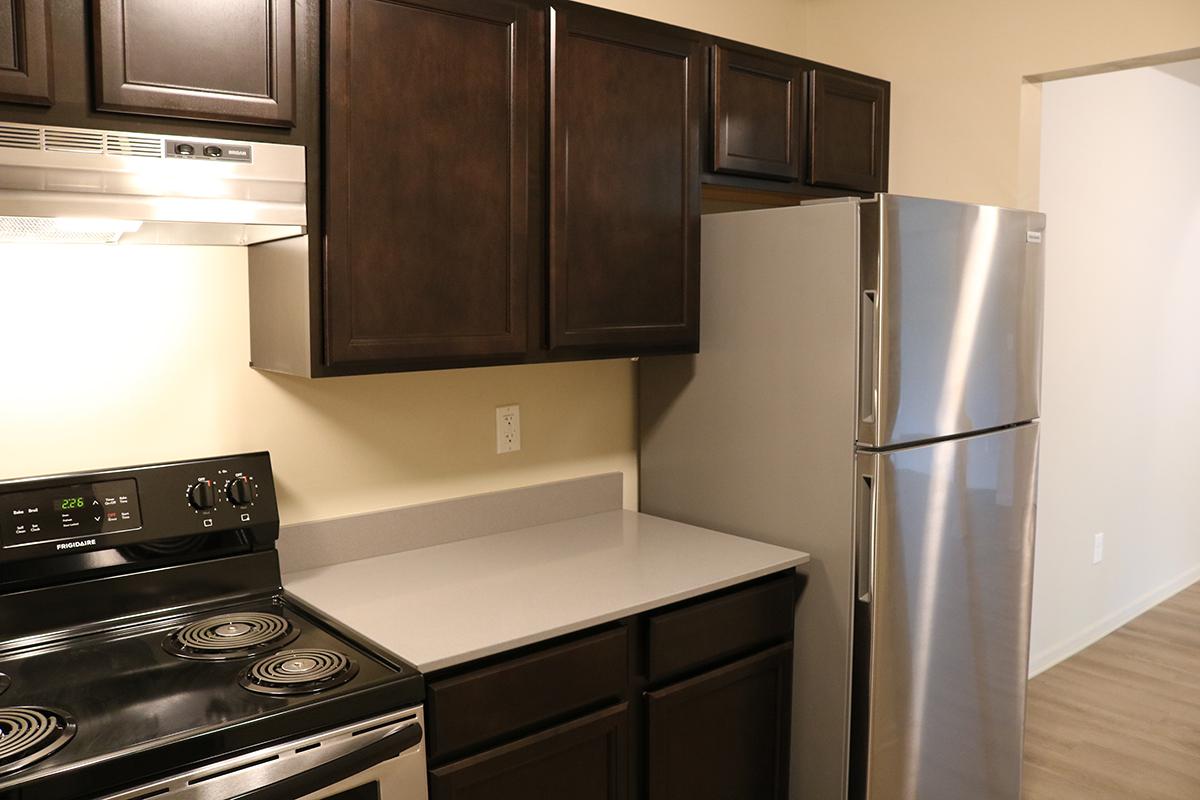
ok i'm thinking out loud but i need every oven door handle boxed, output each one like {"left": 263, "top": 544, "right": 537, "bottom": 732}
{"left": 229, "top": 722, "right": 423, "bottom": 800}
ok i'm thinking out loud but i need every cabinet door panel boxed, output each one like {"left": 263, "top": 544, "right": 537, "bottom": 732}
{"left": 809, "top": 69, "right": 889, "bottom": 192}
{"left": 711, "top": 44, "right": 803, "bottom": 181}
{"left": 550, "top": 3, "right": 701, "bottom": 352}
{"left": 0, "top": 0, "right": 52, "bottom": 105}
{"left": 429, "top": 704, "right": 628, "bottom": 800}
{"left": 647, "top": 644, "right": 792, "bottom": 800}
{"left": 325, "top": 0, "right": 539, "bottom": 366}
{"left": 92, "top": 0, "right": 295, "bottom": 126}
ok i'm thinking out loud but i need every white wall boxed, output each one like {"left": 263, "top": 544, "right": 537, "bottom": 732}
{"left": 1029, "top": 60, "right": 1200, "bottom": 674}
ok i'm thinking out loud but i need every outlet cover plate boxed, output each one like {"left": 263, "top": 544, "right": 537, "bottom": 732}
{"left": 496, "top": 405, "right": 521, "bottom": 454}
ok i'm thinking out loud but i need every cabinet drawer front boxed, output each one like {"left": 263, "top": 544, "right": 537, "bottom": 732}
{"left": 711, "top": 44, "right": 804, "bottom": 181}
{"left": 646, "top": 573, "right": 794, "bottom": 683}
{"left": 428, "top": 626, "right": 629, "bottom": 761}
{"left": 808, "top": 69, "right": 889, "bottom": 192}
{"left": 647, "top": 644, "right": 792, "bottom": 800}
{"left": 430, "top": 702, "right": 629, "bottom": 800}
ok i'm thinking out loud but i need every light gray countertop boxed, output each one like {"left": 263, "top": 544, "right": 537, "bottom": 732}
{"left": 284, "top": 509, "right": 809, "bottom": 673}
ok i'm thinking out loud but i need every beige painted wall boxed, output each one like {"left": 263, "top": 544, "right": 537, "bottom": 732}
{"left": 799, "top": 0, "right": 1200, "bottom": 208}
{"left": 583, "top": 0, "right": 805, "bottom": 54}
{"left": 1030, "top": 60, "right": 1200, "bottom": 673}
{"left": 0, "top": 244, "right": 636, "bottom": 523}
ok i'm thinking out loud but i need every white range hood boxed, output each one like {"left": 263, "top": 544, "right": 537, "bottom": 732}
{"left": 0, "top": 122, "right": 306, "bottom": 246}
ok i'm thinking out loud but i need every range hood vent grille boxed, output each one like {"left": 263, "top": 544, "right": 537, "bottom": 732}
{"left": 0, "top": 124, "right": 165, "bottom": 158}
{"left": 0, "top": 125, "right": 41, "bottom": 150}
{"left": 106, "top": 133, "right": 164, "bottom": 158}
{"left": 43, "top": 128, "right": 105, "bottom": 154}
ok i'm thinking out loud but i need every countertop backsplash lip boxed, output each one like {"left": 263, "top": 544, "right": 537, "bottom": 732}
{"left": 277, "top": 472, "right": 624, "bottom": 574}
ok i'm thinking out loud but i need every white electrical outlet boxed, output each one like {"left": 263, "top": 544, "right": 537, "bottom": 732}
{"left": 496, "top": 405, "right": 521, "bottom": 454}
{"left": 1093, "top": 532, "right": 1105, "bottom": 564}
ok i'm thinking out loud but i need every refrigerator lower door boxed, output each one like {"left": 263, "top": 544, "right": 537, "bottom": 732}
{"left": 853, "top": 423, "right": 1039, "bottom": 800}
{"left": 858, "top": 194, "right": 1045, "bottom": 448}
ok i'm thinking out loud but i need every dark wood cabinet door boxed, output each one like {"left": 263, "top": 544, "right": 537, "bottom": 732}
{"left": 429, "top": 703, "right": 629, "bottom": 800}
{"left": 808, "top": 68, "right": 889, "bottom": 192}
{"left": 549, "top": 3, "right": 702, "bottom": 352}
{"left": 324, "top": 0, "right": 541, "bottom": 367}
{"left": 711, "top": 44, "right": 803, "bottom": 181}
{"left": 0, "top": 0, "right": 52, "bottom": 105}
{"left": 92, "top": 0, "right": 295, "bottom": 126}
{"left": 646, "top": 644, "right": 792, "bottom": 800}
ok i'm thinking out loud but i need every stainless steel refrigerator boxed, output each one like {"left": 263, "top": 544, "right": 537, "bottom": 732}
{"left": 639, "top": 194, "right": 1044, "bottom": 800}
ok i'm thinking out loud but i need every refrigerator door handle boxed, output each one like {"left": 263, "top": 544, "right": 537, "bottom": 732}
{"left": 855, "top": 469, "right": 877, "bottom": 603}
{"left": 860, "top": 289, "right": 878, "bottom": 429}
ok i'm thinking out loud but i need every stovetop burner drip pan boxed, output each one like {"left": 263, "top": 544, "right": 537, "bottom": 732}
{"left": 240, "top": 649, "right": 360, "bottom": 696}
{"left": 0, "top": 707, "right": 76, "bottom": 777}
{"left": 164, "top": 612, "right": 300, "bottom": 660}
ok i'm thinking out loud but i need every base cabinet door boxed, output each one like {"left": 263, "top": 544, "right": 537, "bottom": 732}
{"left": 0, "top": 0, "right": 52, "bottom": 105}
{"left": 429, "top": 704, "right": 628, "bottom": 800}
{"left": 808, "top": 68, "right": 889, "bottom": 193}
{"left": 549, "top": 2, "right": 701, "bottom": 353}
{"left": 92, "top": 0, "right": 296, "bottom": 126}
{"left": 646, "top": 644, "right": 792, "bottom": 800}
{"left": 324, "top": 0, "right": 541, "bottom": 368}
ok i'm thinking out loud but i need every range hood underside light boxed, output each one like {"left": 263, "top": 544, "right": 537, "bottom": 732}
{"left": 0, "top": 216, "right": 144, "bottom": 244}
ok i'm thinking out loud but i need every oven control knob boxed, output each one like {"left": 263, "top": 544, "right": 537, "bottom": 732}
{"left": 189, "top": 480, "right": 217, "bottom": 511}
{"left": 227, "top": 476, "right": 254, "bottom": 507}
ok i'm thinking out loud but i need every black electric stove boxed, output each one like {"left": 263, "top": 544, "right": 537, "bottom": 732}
{"left": 0, "top": 453, "right": 424, "bottom": 800}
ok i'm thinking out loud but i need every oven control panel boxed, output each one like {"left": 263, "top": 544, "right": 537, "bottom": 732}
{"left": 0, "top": 479, "right": 143, "bottom": 550}
{"left": 0, "top": 452, "right": 277, "bottom": 562}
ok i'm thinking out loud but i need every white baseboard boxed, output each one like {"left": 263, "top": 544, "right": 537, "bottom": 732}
{"left": 1028, "top": 563, "right": 1200, "bottom": 678}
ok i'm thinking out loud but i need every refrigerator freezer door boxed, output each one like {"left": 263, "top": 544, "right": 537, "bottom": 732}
{"left": 854, "top": 423, "right": 1038, "bottom": 800}
{"left": 858, "top": 195, "right": 1045, "bottom": 448}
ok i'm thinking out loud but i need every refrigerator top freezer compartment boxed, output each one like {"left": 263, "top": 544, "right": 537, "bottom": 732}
{"left": 857, "top": 194, "right": 1045, "bottom": 450}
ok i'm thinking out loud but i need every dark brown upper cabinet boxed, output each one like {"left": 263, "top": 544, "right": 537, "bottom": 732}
{"left": 322, "top": 0, "right": 541, "bottom": 368}
{"left": 711, "top": 44, "right": 804, "bottom": 182}
{"left": 549, "top": 2, "right": 702, "bottom": 353}
{"left": 92, "top": 0, "right": 296, "bottom": 127}
{"left": 0, "top": 0, "right": 53, "bottom": 105}
{"left": 808, "top": 68, "right": 889, "bottom": 193}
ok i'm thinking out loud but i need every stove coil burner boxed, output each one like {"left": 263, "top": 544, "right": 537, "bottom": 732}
{"left": 239, "top": 649, "right": 359, "bottom": 696}
{"left": 164, "top": 612, "right": 299, "bottom": 661}
{"left": 0, "top": 674, "right": 8, "bottom": 697}
{"left": 0, "top": 707, "right": 76, "bottom": 777}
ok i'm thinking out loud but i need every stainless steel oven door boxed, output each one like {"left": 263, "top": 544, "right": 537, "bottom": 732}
{"left": 99, "top": 707, "right": 428, "bottom": 800}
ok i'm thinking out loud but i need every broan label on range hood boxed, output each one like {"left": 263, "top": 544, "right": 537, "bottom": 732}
{"left": 0, "top": 122, "right": 307, "bottom": 246}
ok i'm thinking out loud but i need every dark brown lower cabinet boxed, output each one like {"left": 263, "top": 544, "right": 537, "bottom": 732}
{"left": 646, "top": 644, "right": 792, "bottom": 800}
{"left": 423, "top": 575, "right": 796, "bottom": 800}
{"left": 429, "top": 703, "right": 629, "bottom": 800}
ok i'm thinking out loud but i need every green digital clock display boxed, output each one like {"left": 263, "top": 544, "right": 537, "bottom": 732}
{"left": 59, "top": 496, "right": 86, "bottom": 511}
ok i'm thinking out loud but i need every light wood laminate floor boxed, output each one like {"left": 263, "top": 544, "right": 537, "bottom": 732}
{"left": 1023, "top": 581, "right": 1200, "bottom": 799}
